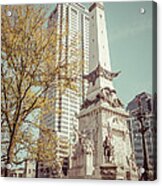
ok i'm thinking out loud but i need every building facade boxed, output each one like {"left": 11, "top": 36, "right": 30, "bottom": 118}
{"left": 127, "top": 92, "right": 157, "bottom": 180}
{"left": 1, "top": 123, "right": 10, "bottom": 176}
{"left": 38, "top": 3, "right": 90, "bottom": 177}
{"left": 1, "top": 160, "right": 36, "bottom": 178}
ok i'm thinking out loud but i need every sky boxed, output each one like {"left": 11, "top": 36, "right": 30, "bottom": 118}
{"left": 47, "top": 1, "right": 154, "bottom": 106}
{"left": 103, "top": 1, "right": 154, "bottom": 106}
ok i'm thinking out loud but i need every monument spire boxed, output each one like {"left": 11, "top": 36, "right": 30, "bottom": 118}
{"left": 89, "top": 2, "right": 111, "bottom": 72}
{"left": 83, "top": 2, "right": 122, "bottom": 110}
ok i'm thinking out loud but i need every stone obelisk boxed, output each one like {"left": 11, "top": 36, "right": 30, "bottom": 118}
{"left": 69, "top": 2, "right": 138, "bottom": 180}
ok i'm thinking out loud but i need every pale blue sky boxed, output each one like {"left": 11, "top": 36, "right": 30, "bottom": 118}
{"left": 47, "top": 1, "right": 154, "bottom": 106}
{"left": 103, "top": 1, "right": 153, "bottom": 106}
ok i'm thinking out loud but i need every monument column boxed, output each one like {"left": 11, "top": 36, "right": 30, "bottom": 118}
{"left": 69, "top": 2, "right": 138, "bottom": 180}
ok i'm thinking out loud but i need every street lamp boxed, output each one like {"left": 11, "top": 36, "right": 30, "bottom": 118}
{"left": 137, "top": 115, "right": 149, "bottom": 180}
{"left": 132, "top": 97, "right": 150, "bottom": 181}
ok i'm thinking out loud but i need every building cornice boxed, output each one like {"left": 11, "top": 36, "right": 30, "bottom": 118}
{"left": 79, "top": 102, "right": 129, "bottom": 119}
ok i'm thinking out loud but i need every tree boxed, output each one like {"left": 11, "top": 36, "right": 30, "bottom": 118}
{"left": 1, "top": 5, "right": 81, "bottom": 176}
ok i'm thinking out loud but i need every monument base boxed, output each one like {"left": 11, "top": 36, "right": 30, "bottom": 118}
{"left": 100, "top": 163, "right": 117, "bottom": 180}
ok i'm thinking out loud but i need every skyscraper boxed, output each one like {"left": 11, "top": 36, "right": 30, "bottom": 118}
{"left": 38, "top": 3, "right": 89, "bottom": 177}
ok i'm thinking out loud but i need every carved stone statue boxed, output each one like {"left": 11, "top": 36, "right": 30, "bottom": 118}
{"left": 103, "top": 136, "right": 111, "bottom": 163}
{"left": 81, "top": 137, "right": 94, "bottom": 176}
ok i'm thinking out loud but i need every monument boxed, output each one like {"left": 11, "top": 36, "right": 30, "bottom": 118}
{"left": 69, "top": 2, "right": 138, "bottom": 180}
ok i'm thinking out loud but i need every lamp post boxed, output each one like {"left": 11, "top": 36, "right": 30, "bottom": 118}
{"left": 137, "top": 115, "right": 149, "bottom": 180}
{"left": 133, "top": 97, "right": 150, "bottom": 181}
